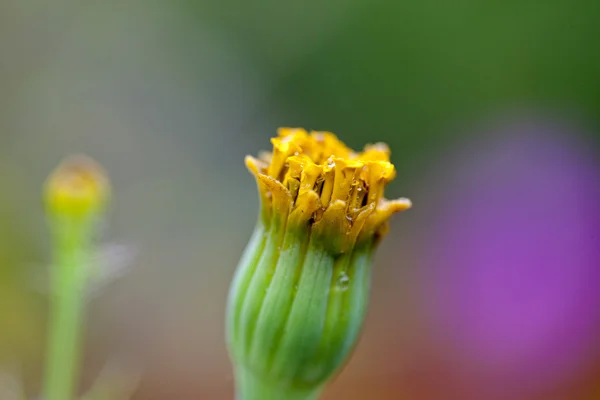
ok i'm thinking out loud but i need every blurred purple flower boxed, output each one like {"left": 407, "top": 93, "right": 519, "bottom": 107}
{"left": 420, "top": 119, "right": 600, "bottom": 397}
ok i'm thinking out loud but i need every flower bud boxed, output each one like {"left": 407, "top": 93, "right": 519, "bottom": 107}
{"left": 44, "top": 154, "right": 110, "bottom": 219}
{"left": 42, "top": 154, "right": 111, "bottom": 400}
{"left": 226, "top": 129, "right": 410, "bottom": 399}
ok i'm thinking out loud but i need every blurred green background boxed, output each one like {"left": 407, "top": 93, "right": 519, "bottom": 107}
{"left": 1, "top": 0, "right": 599, "bottom": 399}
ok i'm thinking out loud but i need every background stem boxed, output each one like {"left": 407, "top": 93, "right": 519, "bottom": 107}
{"left": 42, "top": 219, "right": 92, "bottom": 400}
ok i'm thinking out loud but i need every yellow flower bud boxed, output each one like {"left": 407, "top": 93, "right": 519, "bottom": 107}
{"left": 44, "top": 155, "right": 110, "bottom": 218}
{"left": 227, "top": 128, "right": 411, "bottom": 400}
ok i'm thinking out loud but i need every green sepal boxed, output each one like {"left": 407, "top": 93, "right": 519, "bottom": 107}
{"left": 226, "top": 216, "right": 376, "bottom": 400}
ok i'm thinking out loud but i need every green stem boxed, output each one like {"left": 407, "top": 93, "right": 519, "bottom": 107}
{"left": 42, "top": 219, "right": 92, "bottom": 400}
{"left": 235, "top": 367, "right": 321, "bottom": 400}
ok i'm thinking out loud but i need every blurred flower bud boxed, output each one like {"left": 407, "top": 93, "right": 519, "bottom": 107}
{"left": 44, "top": 154, "right": 110, "bottom": 219}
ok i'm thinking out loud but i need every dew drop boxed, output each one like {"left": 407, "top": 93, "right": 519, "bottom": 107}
{"left": 335, "top": 272, "right": 350, "bottom": 291}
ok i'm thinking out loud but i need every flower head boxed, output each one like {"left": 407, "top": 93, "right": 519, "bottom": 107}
{"left": 245, "top": 128, "right": 411, "bottom": 253}
{"left": 227, "top": 128, "right": 411, "bottom": 400}
{"left": 44, "top": 155, "right": 110, "bottom": 218}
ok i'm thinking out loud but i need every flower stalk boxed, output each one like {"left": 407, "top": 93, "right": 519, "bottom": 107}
{"left": 226, "top": 129, "right": 411, "bottom": 399}
{"left": 42, "top": 155, "right": 109, "bottom": 400}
